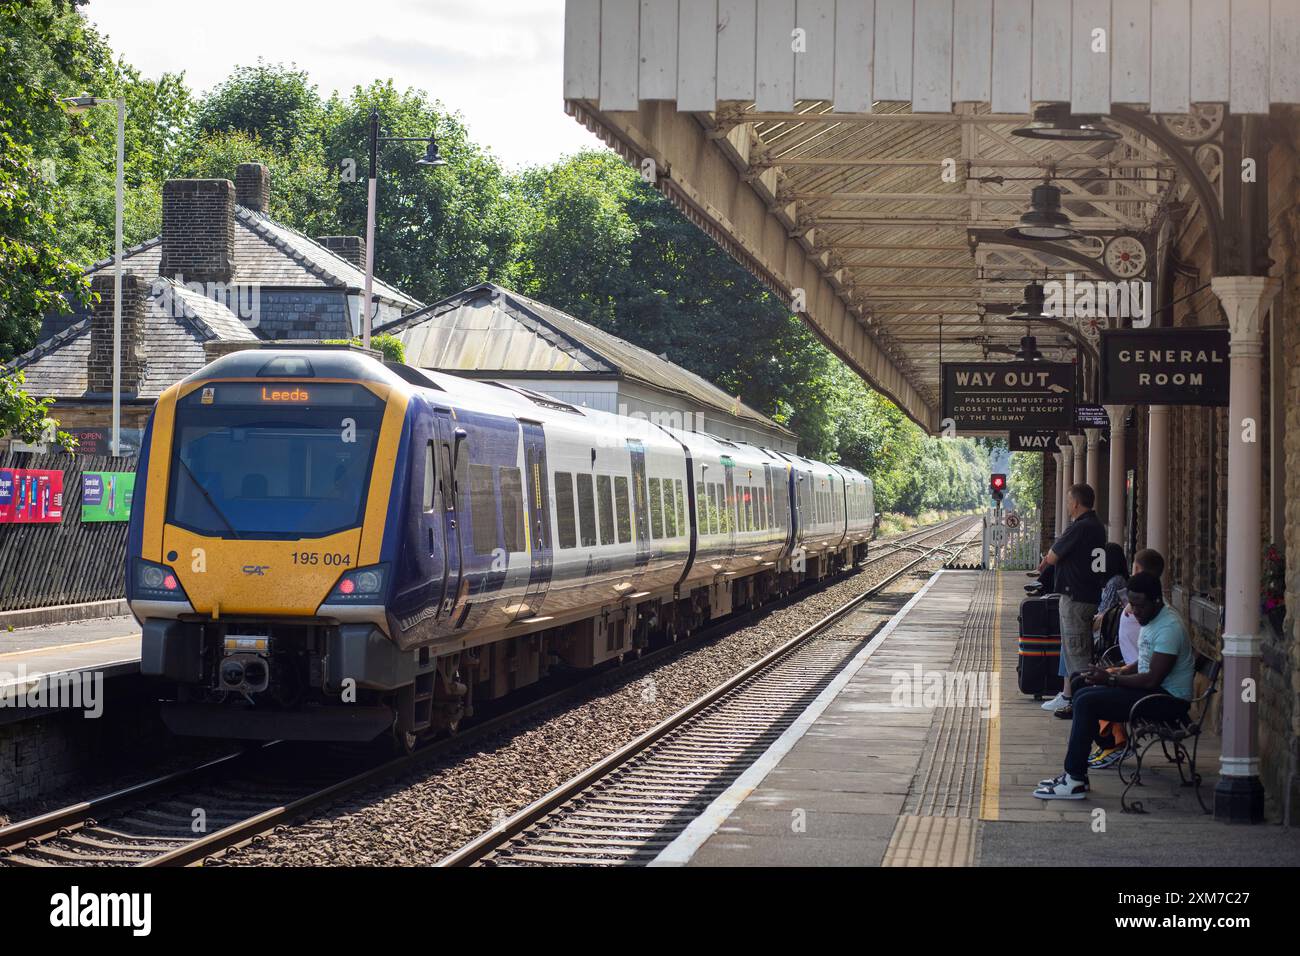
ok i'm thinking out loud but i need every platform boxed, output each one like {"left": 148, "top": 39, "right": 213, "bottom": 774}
{"left": 658, "top": 570, "right": 1300, "bottom": 867}
{"left": 0, "top": 615, "right": 141, "bottom": 722}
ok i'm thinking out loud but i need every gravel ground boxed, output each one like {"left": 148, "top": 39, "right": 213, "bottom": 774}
{"left": 218, "top": 518, "right": 980, "bottom": 867}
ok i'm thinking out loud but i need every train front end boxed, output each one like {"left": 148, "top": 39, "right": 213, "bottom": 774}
{"left": 127, "top": 348, "right": 412, "bottom": 741}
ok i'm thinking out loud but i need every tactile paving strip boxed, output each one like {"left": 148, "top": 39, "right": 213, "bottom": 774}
{"left": 884, "top": 570, "right": 1000, "bottom": 865}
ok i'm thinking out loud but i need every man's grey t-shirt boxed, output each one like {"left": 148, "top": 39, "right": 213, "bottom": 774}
{"left": 1050, "top": 509, "right": 1106, "bottom": 604}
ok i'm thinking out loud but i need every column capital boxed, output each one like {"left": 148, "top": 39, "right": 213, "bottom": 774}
{"left": 1104, "top": 404, "right": 1129, "bottom": 431}
{"left": 1051, "top": 451, "right": 1063, "bottom": 466}
{"left": 1068, "top": 433, "right": 1086, "bottom": 455}
{"left": 1210, "top": 275, "right": 1280, "bottom": 344}
{"left": 1084, "top": 427, "right": 1102, "bottom": 449}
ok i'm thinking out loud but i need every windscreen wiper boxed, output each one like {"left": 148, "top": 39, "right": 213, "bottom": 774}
{"left": 174, "top": 456, "right": 242, "bottom": 539}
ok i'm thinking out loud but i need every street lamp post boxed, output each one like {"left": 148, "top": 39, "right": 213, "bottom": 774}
{"left": 63, "top": 95, "right": 126, "bottom": 456}
{"left": 361, "top": 107, "right": 446, "bottom": 348}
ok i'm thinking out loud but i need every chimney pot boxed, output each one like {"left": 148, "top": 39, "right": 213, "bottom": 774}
{"left": 235, "top": 162, "right": 271, "bottom": 213}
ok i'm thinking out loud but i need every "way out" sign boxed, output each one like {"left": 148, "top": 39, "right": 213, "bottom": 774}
{"left": 941, "top": 362, "right": 1075, "bottom": 431}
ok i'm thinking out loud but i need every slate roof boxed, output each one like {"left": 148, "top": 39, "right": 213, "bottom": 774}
{"left": 378, "top": 283, "right": 796, "bottom": 438}
{"left": 8, "top": 278, "right": 258, "bottom": 400}
{"left": 77, "top": 207, "right": 421, "bottom": 307}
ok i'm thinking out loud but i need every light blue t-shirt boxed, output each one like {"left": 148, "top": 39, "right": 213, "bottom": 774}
{"left": 1137, "top": 606, "right": 1196, "bottom": 700}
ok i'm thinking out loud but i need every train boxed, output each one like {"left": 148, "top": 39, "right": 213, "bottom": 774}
{"left": 127, "top": 346, "right": 875, "bottom": 746}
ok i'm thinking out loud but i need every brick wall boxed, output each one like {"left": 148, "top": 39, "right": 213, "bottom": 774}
{"left": 158, "top": 179, "right": 235, "bottom": 284}
{"left": 88, "top": 273, "right": 147, "bottom": 394}
{"left": 317, "top": 236, "right": 366, "bottom": 269}
{"left": 235, "top": 162, "right": 270, "bottom": 213}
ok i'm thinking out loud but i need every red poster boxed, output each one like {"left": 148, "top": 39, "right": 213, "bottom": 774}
{"left": 0, "top": 468, "right": 64, "bottom": 523}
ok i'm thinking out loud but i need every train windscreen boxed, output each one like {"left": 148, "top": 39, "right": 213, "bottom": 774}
{"left": 166, "top": 382, "right": 386, "bottom": 539}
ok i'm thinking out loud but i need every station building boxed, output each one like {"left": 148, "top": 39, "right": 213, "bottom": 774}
{"left": 563, "top": 0, "right": 1300, "bottom": 825}
{"left": 378, "top": 282, "right": 799, "bottom": 452}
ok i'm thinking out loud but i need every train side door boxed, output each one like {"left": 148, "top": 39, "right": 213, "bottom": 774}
{"left": 432, "top": 409, "right": 464, "bottom": 620}
{"left": 517, "top": 421, "right": 552, "bottom": 620}
{"left": 721, "top": 456, "right": 736, "bottom": 560}
{"left": 627, "top": 439, "right": 651, "bottom": 567}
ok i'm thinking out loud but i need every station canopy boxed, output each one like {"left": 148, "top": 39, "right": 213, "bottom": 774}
{"left": 563, "top": 0, "right": 1300, "bottom": 431}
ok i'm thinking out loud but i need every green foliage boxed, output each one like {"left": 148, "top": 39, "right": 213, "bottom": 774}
{"left": 1010, "top": 452, "right": 1044, "bottom": 516}
{"left": 0, "top": 371, "right": 76, "bottom": 451}
{"left": 195, "top": 61, "right": 321, "bottom": 153}
{"left": 323, "top": 334, "right": 405, "bottom": 364}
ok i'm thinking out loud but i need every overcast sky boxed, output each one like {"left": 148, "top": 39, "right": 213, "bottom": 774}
{"left": 84, "top": 0, "right": 605, "bottom": 170}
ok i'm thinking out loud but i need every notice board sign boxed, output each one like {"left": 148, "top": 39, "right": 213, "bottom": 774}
{"left": 82, "top": 471, "right": 135, "bottom": 522}
{"left": 1009, "top": 429, "right": 1059, "bottom": 453}
{"left": 1075, "top": 404, "right": 1110, "bottom": 429}
{"left": 0, "top": 468, "right": 64, "bottom": 523}
{"left": 941, "top": 362, "right": 1075, "bottom": 430}
{"left": 1100, "top": 328, "right": 1230, "bottom": 406}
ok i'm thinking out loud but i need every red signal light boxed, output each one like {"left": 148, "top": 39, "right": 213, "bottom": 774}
{"left": 163, "top": 574, "right": 178, "bottom": 591}
{"left": 339, "top": 577, "right": 356, "bottom": 595}
{"left": 990, "top": 474, "right": 1006, "bottom": 489}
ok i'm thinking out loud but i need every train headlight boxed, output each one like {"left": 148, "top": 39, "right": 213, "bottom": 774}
{"left": 133, "top": 558, "right": 189, "bottom": 601}
{"left": 323, "top": 564, "right": 389, "bottom": 604}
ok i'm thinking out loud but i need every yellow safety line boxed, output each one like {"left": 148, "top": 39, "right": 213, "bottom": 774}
{"left": 0, "top": 632, "right": 140, "bottom": 661}
{"left": 979, "top": 571, "right": 1003, "bottom": 822}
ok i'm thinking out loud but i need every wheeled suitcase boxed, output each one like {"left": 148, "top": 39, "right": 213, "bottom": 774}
{"left": 1017, "top": 594, "right": 1064, "bottom": 699}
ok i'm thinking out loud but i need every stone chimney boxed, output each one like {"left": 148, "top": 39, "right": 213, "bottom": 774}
{"left": 159, "top": 179, "right": 236, "bottom": 284}
{"left": 235, "top": 162, "right": 271, "bottom": 212}
{"left": 89, "top": 273, "right": 147, "bottom": 394}
{"left": 316, "top": 236, "right": 366, "bottom": 269}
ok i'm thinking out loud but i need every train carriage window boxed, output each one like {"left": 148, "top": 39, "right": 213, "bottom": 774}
{"left": 757, "top": 487, "right": 767, "bottom": 530}
{"left": 576, "top": 473, "right": 598, "bottom": 548}
{"left": 469, "top": 464, "right": 498, "bottom": 555}
{"left": 614, "top": 476, "right": 632, "bottom": 543}
{"left": 500, "top": 467, "right": 525, "bottom": 553}
{"left": 696, "top": 482, "right": 706, "bottom": 534}
{"left": 735, "top": 492, "right": 743, "bottom": 533}
{"left": 675, "top": 480, "right": 686, "bottom": 537}
{"left": 648, "top": 477, "right": 664, "bottom": 539}
{"left": 774, "top": 478, "right": 787, "bottom": 530}
{"left": 745, "top": 489, "right": 754, "bottom": 531}
{"left": 555, "top": 472, "right": 577, "bottom": 549}
{"left": 707, "top": 484, "right": 718, "bottom": 535}
{"left": 663, "top": 480, "right": 677, "bottom": 538}
{"left": 596, "top": 475, "right": 615, "bottom": 546}
{"left": 422, "top": 441, "right": 436, "bottom": 512}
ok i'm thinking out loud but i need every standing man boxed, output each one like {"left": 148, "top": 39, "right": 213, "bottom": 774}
{"left": 1035, "top": 483, "right": 1106, "bottom": 717}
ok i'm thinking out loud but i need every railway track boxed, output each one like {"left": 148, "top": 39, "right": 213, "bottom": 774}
{"left": 0, "top": 515, "right": 977, "bottom": 867}
{"left": 438, "top": 518, "right": 978, "bottom": 867}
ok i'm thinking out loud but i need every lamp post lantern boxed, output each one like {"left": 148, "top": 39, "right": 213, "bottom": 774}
{"left": 361, "top": 108, "right": 446, "bottom": 348}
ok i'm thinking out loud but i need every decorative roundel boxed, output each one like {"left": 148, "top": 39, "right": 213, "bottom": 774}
{"left": 1103, "top": 236, "right": 1147, "bottom": 279}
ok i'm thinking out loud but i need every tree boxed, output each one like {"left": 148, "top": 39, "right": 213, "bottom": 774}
{"left": 194, "top": 61, "right": 322, "bottom": 154}
{"left": 0, "top": 371, "right": 76, "bottom": 451}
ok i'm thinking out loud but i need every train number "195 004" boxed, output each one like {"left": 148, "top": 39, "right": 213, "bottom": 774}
{"left": 291, "top": 552, "right": 352, "bottom": 566}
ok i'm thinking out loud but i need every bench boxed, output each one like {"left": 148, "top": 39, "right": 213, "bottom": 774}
{"left": 1118, "top": 654, "right": 1222, "bottom": 814}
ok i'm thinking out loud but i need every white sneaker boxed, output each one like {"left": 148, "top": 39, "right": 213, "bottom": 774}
{"left": 1040, "top": 692, "right": 1068, "bottom": 712}
{"left": 1033, "top": 772, "right": 1089, "bottom": 800}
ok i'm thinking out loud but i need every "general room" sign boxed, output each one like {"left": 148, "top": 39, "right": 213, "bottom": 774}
{"left": 1100, "top": 328, "right": 1230, "bottom": 406}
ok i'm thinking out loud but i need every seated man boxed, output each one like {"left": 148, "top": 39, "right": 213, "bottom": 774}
{"left": 1033, "top": 571, "right": 1196, "bottom": 800}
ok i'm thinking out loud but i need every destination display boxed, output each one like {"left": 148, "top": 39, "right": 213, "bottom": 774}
{"left": 941, "top": 362, "right": 1075, "bottom": 430}
{"left": 1100, "top": 328, "right": 1230, "bottom": 406}
{"left": 1009, "top": 430, "right": 1059, "bottom": 453}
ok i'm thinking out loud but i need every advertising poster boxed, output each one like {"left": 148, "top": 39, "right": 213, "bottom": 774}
{"left": 82, "top": 471, "right": 136, "bottom": 522}
{"left": 0, "top": 468, "right": 65, "bottom": 523}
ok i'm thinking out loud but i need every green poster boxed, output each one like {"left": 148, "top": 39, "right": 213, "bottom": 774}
{"left": 82, "top": 471, "right": 135, "bottom": 522}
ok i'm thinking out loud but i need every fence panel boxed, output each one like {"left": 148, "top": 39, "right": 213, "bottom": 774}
{"left": 0, "top": 451, "right": 133, "bottom": 611}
